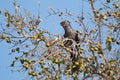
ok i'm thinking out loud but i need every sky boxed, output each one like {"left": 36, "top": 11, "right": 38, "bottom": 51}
{"left": 0, "top": 0, "right": 101, "bottom": 80}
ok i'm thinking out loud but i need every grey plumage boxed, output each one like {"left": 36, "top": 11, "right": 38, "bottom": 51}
{"left": 60, "top": 20, "right": 80, "bottom": 61}
{"left": 60, "top": 20, "right": 80, "bottom": 43}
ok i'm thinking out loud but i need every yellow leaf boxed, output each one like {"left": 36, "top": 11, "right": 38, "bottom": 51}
{"left": 28, "top": 11, "right": 31, "bottom": 17}
{"left": 103, "top": 15, "right": 108, "bottom": 20}
{"left": 46, "top": 41, "right": 50, "bottom": 47}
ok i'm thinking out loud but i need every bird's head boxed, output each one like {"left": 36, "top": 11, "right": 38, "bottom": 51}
{"left": 60, "top": 20, "right": 71, "bottom": 28}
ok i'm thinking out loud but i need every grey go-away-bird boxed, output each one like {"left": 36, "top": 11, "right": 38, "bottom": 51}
{"left": 60, "top": 20, "right": 80, "bottom": 61}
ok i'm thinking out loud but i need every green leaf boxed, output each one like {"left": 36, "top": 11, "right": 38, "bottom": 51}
{"left": 107, "top": 42, "right": 112, "bottom": 51}
{"left": 109, "top": 59, "right": 117, "bottom": 64}
{"left": 13, "top": 0, "right": 16, "bottom": 6}
{"left": 38, "top": 31, "right": 44, "bottom": 38}
{"left": 6, "top": 38, "right": 11, "bottom": 43}
{"left": 84, "top": 70, "right": 87, "bottom": 77}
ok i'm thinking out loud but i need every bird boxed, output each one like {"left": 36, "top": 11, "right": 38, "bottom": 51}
{"left": 60, "top": 20, "right": 80, "bottom": 61}
{"left": 60, "top": 20, "right": 80, "bottom": 43}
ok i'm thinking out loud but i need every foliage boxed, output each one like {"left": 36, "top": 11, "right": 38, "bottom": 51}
{"left": 0, "top": 0, "right": 120, "bottom": 80}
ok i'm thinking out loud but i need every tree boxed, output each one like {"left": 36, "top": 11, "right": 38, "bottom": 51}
{"left": 0, "top": 0, "right": 120, "bottom": 80}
